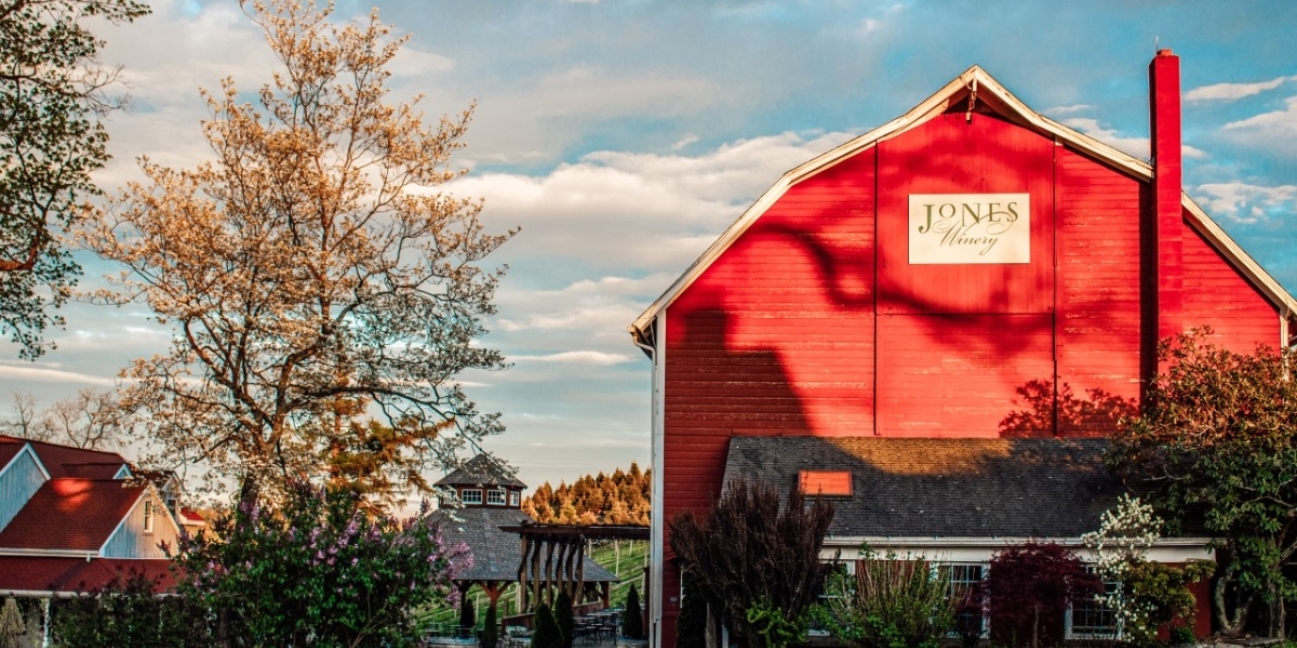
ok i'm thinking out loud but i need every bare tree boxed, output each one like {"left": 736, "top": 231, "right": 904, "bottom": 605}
{"left": 36, "top": 388, "right": 131, "bottom": 450}
{"left": 82, "top": 0, "right": 513, "bottom": 506}
{"left": 2, "top": 389, "right": 132, "bottom": 450}
{"left": 0, "top": 391, "right": 42, "bottom": 439}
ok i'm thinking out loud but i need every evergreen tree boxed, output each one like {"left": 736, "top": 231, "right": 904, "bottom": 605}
{"left": 532, "top": 604, "right": 563, "bottom": 648}
{"left": 482, "top": 604, "right": 499, "bottom": 648}
{"left": 623, "top": 585, "right": 644, "bottom": 639}
{"left": 521, "top": 464, "right": 652, "bottom": 526}
{"left": 676, "top": 574, "right": 707, "bottom": 648}
{"left": 555, "top": 589, "right": 575, "bottom": 648}
{"left": 460, "top": 596, "right": 476, "bottom": 630}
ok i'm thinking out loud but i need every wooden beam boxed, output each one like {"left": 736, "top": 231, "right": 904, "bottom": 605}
{"left": 518, "top": 534, "right": 531, "bottom": 612}
{"left": 543, "top": 538, "right": 556, "bottom": 606}
{"left": 531, "top": 535, "right": 544, "bottom": 611}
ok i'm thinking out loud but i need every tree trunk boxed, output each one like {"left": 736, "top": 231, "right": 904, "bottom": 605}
{"left": 1031, "top": 607, "right": 1039, "bottom": 648}
{"left": 1213, "top": 561, "right": 1252, "bottom": 637}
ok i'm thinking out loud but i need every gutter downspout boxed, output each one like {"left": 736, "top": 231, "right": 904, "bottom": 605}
{"left": 647, "top": 315, "right": 666, "bottom": 648}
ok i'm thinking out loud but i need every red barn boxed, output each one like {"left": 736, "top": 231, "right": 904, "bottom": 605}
{"left": 628, "top": 52, "right": 1297, "bottom": 647}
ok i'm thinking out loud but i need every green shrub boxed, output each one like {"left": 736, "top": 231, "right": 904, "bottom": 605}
{"left": 669, "top": 480, "right": 834, "bottom": 648}
{"left": 818, "top": 553, "right": 955, "bottom": 648}
{"left": 49, "top": 569, "right": 209, "bottom": 648}
{"left": 1170, "top": 623, "right": 1196, "bottom": 645}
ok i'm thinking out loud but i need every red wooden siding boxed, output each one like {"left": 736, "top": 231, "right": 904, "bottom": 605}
{"left": 872, "top": 111, "right": 1058, "bottom": 435}
{"left": 1053, "top": 146, "right": 1145, "bottom": 418}
{"left": 876, "top": 313, "right": 1054, "bottom": 436}
{"left": 662, "top": 149, "right": 878, "bottom": 627}
{"left": 1181, "top": 216, "right": 1279, "bottom": 352}
{"left": 876, "top": 112, "right": 1056, "bottom": 316}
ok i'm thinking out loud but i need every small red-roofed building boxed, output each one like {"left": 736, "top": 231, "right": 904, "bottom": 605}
{"left": 0, "top": 434, "right": 180, "bottom": 637}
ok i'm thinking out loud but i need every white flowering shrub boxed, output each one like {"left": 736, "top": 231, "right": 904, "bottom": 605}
{"left": 1082, "top": 495, "right": 1212, "bottom": 646}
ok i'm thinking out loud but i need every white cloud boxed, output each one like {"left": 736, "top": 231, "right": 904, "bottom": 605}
{"left": 1194, "top": 182, "right": 1297, "bottom": 225}
{"left": 1186, "top": 75, "right": 1297, "bottom": 102}
{"left": 1043, "top": 104, "right": 1093, "bottom": 115}
{"left": 1062, "top": 118, "right": 1206, "bottom": 160}
{"left": 451, "top": 130, "right": 856, "bottom": 271}
{"left": 671, "top": 134, "right": 700, "bottom": 151}
{"left": 1225, "top": 96, "right": 1297, "bottom": 135}
{"left": 0, "top": 363, "right": 116, "bottom": 387}
{"left": 509, "top": 351, "right": 634, "bottom": 365}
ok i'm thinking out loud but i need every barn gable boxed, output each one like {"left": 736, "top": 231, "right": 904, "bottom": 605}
{"left": 630, "top": 64, "right": 1296, "bottom": 346}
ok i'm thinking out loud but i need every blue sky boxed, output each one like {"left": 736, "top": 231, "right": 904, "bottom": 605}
{"left": 2, "top": 0, "right": 1295, "bottom": 493}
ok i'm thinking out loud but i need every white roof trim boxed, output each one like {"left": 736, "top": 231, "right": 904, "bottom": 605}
{"left": 0, "top": 548, "right": 97, "bottom": 558}
{"left": 0, "top": 589, "right": 92, "bottom": 598}
{"left": 629, "top": 65, "right": 1297, "bottom": 337}
{"left": 0, "top": 443, "right": 51, "bottom": 483}
{"left": 114, "top": 464, "right": 132, "bottom": 479}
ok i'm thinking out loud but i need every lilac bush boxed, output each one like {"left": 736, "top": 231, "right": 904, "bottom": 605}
{"left": 173, "top": 482, "right": 471, "bottom": 647}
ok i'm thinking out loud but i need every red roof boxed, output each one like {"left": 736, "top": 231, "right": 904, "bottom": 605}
{"left": 0, "top": 556, "right": 175, "bottom": 594}
{"left": 179, "top": 508, "right": 206, "bottom": 525}
{"left": 0, "top": 438, "right": 23, "bottom": 472}
{"left": 0, "top": 435, "right": 128, "bottom": 479}
{"left": 0, "top": 478, "right": 145, "bottom": 551}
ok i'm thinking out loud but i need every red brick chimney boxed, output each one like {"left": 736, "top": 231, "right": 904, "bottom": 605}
{"left": 1150, "top": 49, "right": 1183, "bottom": 341}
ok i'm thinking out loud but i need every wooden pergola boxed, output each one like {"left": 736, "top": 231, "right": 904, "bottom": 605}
{"left": 499, "top": 524, "right": 650, "bottom": 612}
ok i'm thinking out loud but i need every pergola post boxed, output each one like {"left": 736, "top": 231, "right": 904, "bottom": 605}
{"left": 518, "top": 534, "right": 531, "bottom": 612}
{"left": 543, "top": 538, "right": 556, "bottom": 606}
{"left": 531, "top": 535, "right": 544, "bottom": 611}
{"left": 574, "top": 538, "right": 586, "bottom": 604}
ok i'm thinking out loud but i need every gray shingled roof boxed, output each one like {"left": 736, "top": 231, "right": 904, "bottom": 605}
{"left": 723, "top": 436, "right": 1124, "bottom": 538}
{"left": 435, "top": 454, "right": 527, "bottom": 489}
{"left": 432, "top": 507, "right": 618, "bottom": 583}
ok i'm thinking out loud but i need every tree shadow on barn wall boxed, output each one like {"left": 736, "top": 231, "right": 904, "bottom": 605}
{"left": 998, "top": 379, "right": 1137, "bottom": 438}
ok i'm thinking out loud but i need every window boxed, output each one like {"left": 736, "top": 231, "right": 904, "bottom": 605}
{"left": 488, "top": 489, "right": 506, "bottom": 505}
{"left": 509, "top": 491, "right": 520, "bottom": 507}
{"left": 461, "top": 489, "right": 483, "bottom": 505}
{"left": 1067, "top": 568, "right": 1120, "bottom": 639}
{"left": 143, "top": 500, "right": 155, "bottom": 533}
{"left": 798, "top": 470, "right": 852, "bottom": 497}
{"left": 940, "top": 563, "right": 987, "bottom": 638}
